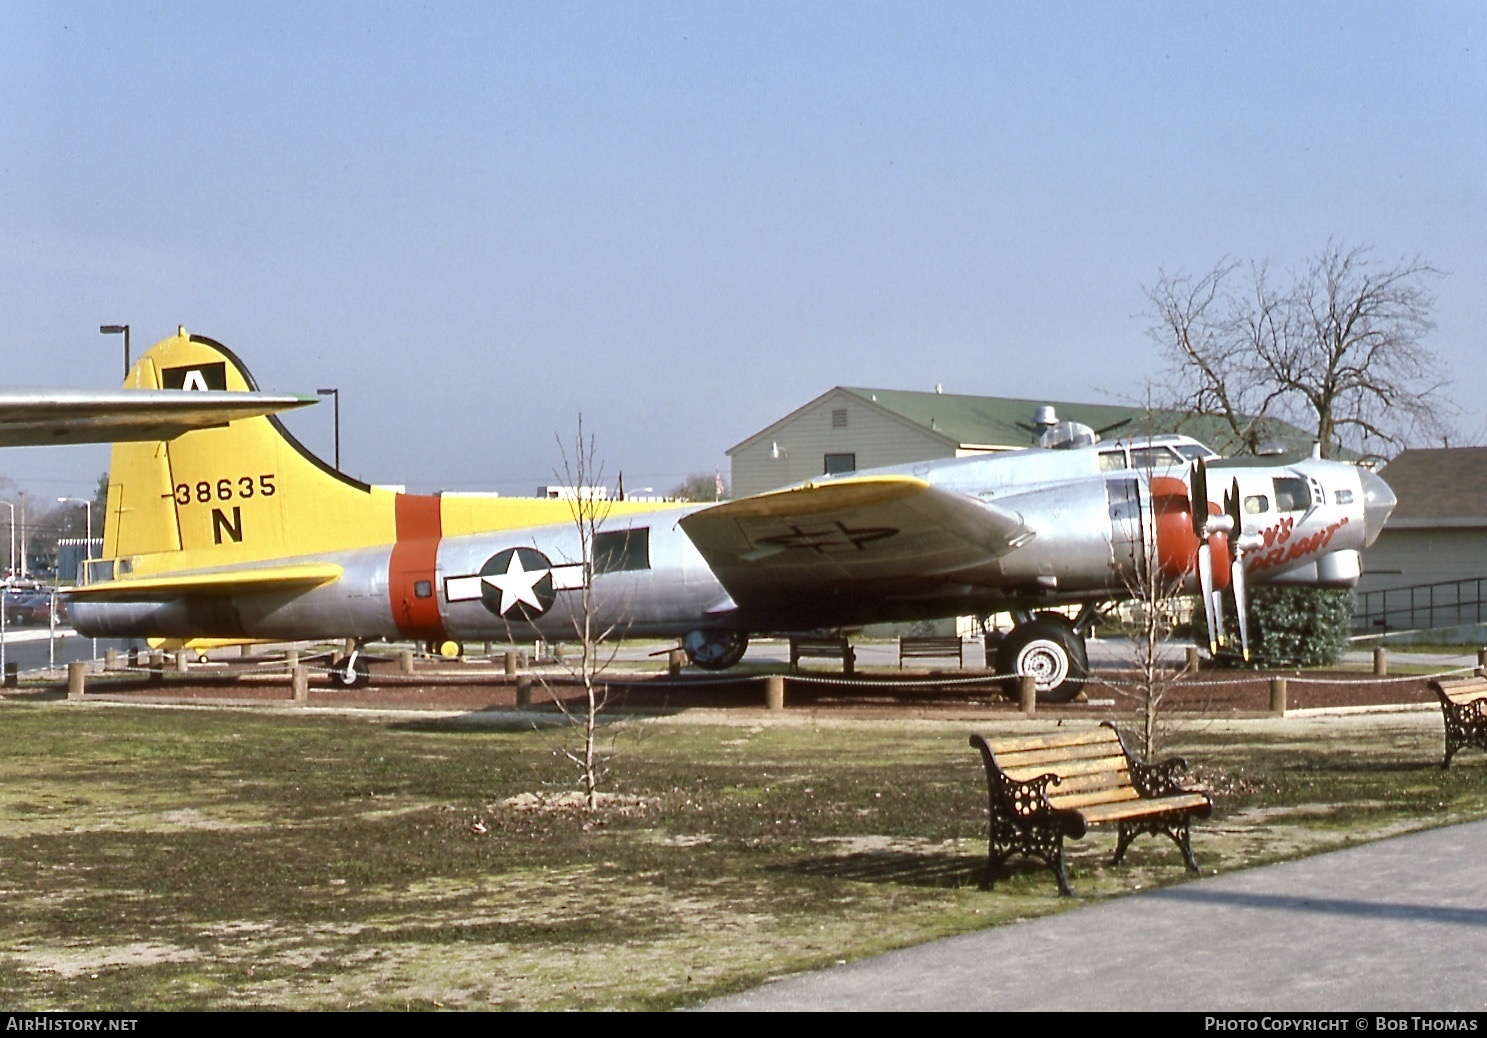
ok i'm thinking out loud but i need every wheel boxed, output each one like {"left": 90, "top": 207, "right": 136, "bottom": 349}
{"left": 682, "top": 628, "right": 749, "bottom": 670}
{"left": 997, "top": 613, "right": 1088, "bottom": 703}
{"left": 437, "top": 640, "right": 463, "bottom": 659}
{"left": 335, "top": 655, "right": 371, "bottom": 688}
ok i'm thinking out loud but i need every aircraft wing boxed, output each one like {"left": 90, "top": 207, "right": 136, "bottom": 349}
{"left": 0, "top": 388, "right": 316, "bottom": 447}
{"left": 62, "top": 563, "right": 343, "bottom": 597}
{"left": 678, "top": 475, "right": 1029, "bottom": 609}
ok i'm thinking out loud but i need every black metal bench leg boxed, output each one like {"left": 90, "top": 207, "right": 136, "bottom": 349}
{"left": 1051, "top": 845, "right": 1073, "bottom": 896}
{"left": 1113, "top": 823, "right": 1137, "bottom": 865}
{"left": 982, "top": 851, "right": 1008, "bottom": 891}
{"left": 1169, "top": 818, "right": 1200, "bottom": 873}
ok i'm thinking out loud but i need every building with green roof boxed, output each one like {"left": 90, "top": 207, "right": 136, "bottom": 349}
{"left": 728, "top": 386, "right": 1316, "bottom": 497}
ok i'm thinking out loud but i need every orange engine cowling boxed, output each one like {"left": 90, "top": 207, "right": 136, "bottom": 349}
{"left": 1151, "top": 475, "right": 1230, "bottom": 588}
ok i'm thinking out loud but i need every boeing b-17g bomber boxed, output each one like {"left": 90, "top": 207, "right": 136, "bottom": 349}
{"left": 64, "top": 330, "right": 1396, "bottom": 701}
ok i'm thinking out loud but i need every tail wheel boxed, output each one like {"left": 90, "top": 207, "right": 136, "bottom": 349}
{"left": 336, "top": 655, "right": 370, "bottom": 688}
{"left": 997, "top": 613, "right": 1088, "bottom": 703}
{"left": 682, "top": 629, "right": 749, "bottom": 670}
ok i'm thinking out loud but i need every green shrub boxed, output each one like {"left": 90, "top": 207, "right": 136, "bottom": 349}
{"left": 1198, "top": 586, "right": 1354, "bottom": 666}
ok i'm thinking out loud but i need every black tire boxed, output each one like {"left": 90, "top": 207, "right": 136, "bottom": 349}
{"left": 997, "top": 614, "right": 1089, "bottom": 703}
{"left": 336, "top": 656, "right": 371, "bottom": 688}
{"left": 682, "top": 629, "right": 749, "bottom": 671}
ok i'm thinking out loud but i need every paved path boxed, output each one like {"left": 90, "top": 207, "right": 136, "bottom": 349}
{"left": 697, "top": 819, "right": 1487, "bottom": 1011}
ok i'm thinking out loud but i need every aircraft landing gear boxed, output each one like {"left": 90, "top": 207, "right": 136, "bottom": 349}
{"left": 681, "top": 628, "right": 749, "bottom": 670}
{"left": 997, "top": 612, "right": 1089, "bottom": 703}
{"left": 334, "top": 643, "right": 371, "bottom": 688}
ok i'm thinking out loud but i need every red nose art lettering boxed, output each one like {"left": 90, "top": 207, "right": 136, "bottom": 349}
{"left": 1260, "top": 516, "right": 1295, "bottom": 548}
{"left": 1248, "top": 516, "right": 1349, "bottom": 572}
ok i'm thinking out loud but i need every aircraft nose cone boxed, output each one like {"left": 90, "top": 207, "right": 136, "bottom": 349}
{"left": 1359, "top": 467, "right": 1396, "bottom": 547}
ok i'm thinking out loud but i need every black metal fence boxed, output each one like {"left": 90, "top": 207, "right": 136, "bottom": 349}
{"left": 1353, "top": 576, "right": 1487, "bottom": 634}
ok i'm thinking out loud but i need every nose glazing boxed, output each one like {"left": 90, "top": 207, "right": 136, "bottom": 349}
{"left": 1359, "top": 468, "right": 1396, "bottom": 547}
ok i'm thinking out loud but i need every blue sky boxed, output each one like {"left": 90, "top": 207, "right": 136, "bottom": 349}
{"left": 3, "top": 1, "right": 1483, "bottom": 499}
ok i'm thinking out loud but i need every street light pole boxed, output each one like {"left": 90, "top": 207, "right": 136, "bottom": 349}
{"left": 57, "top": 498, "right": 93, "bottom": 583}
{"left": 316, "top": 387, "right": 340, "bottom": 469}
{"left": 0, "top": 501, "right": 14, "bottom": 580}
{"left": 100, "top": 324, "right": 131, "bottom": 380}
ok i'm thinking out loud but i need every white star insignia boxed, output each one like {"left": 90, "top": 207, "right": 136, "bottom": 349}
{"left": 483, "top": 551, "right": 548, "bottom": 616}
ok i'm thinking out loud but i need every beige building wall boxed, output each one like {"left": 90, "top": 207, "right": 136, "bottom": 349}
{"left": 731, "top": 389, "right": 956, "bottom": 497}
{"left": 1361, "top": 527, "right": 1487, "bottom": 591}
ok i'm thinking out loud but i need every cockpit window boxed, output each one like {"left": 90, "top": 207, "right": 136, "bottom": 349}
{"left": 1177, "top": 443, "right": 1218, "bottom": 461}
{"left": 1244, "top": 495, "right": 1270, "bottom": 514}
{"left": 1098, "top": 450, "right": 1127, "bottom": 472}
{"left": 1131, "top": 446, "right": 1182, "bottom": 470}
{"left": 1273, "top": 477, "right": 1311, "bottom": 512}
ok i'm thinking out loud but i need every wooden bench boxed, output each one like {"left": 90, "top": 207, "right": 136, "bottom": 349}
{"left": 789, "top": 636, "right": 855, "bottom": 675}
{"left": 969, "top": 723, "right": 1213, "bottom": 895}
{"left": 1429, "top": 674, "right": 1487, "bottom": 769}
{"left": 898, "top": 636, "right": 964, "bottom": 669}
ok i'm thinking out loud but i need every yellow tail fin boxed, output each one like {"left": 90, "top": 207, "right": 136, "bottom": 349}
{"left": 106, "top": 330, "right": 403, "bottom": 577}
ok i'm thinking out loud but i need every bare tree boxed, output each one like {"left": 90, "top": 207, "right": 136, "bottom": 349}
{"left": 547, "top": 415, "right": 619, "bottom": 811}
{"left": 1105, "top": 413, "right": 1197, "bottom": 757}
{"left": 1111, "top": 542, "right": 1190, "bottom": 760}
{"left": 667, "top": 471, "right": 728, "bottom": 502}
{"left": 1146, "top": 242, "right": 1454, "bottom": 458}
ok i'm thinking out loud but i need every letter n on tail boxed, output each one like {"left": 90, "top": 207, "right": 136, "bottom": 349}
{"left": 212, "top": 506, "right": 243, "bottom": 544}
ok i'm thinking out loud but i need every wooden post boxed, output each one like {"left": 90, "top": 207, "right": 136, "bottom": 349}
{"left": 1373, "top": 647, "right": 1388, "bottom": 677}
{"left": 1019, "top": 674, "right": 1037, "bottom": 715}
{"left": 174, "top": 651, "right": 189, "bottom": 674}
{"left": 1269, "top": 676, "right": 1287, "bottom": 715}
{"left": 504, "top": 651, "right": 518, "bottom": 676}
{"left": 1478, "top": 647, "right": 1486, "bottom": 670}
{"left": 668, "top": 650, "right": 683, "bottom": 676}
{"left": 3, "top": 662, "right": 16, "bottom": 688}
{"left": 515, "top": 674, "right": 532, "bottom": 708}
{"left": 67, "top": 662, "right": 85, "bottom": 700}
{"left": 1185, "top": 646, "right": 1200, "bottom": 672}
{"left": 400, "top": 650, "right": 415, "bottom": 674}
{"left": 291, "top": 666, "right": 309, "bottom": 703}
{"left": 284, "top": 648, "right": 299, "bottom": 671}
{"left": 765, "top": 674, "right": 785, "bottom": 711}
{"left": 104, "top": 648, "right": 119, "bottom": 671}
{"left": 149, "top": 650, "right": 164, "bottom": 682}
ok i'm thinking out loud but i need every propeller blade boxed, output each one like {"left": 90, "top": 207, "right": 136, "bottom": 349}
{"left": 1225, "top": 477, "right": 1243, "bottom": 539}
{"left": 1191, "top": 459, "right": 1210, "bottom": 539}
{"left": 1227, "top": 477, "right": 1252, "bottom": 662}
{"left": 1232, "top": 553, "right": 1250, "bottom": 662}
{"left": 1198, "top": 540, "right": 1219, "bottom": 654}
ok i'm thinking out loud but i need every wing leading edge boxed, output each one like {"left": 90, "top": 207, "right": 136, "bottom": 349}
{"left": 0, "top": 388, "right": 316, "bottom": 448}
{"left": 678, "top": 475, "right": 1029, "bottom": 610}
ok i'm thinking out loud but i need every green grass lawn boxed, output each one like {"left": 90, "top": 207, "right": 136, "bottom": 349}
{"left": 0, "top": 702, "right": 1481, "bottom": 1010}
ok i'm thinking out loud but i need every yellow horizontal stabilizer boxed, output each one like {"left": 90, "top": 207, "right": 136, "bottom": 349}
{"left": 146, "top": 637, "right": 283, "bottom": 651}
{"left": 64, "top": 563, "right": 343, "bottom": 598}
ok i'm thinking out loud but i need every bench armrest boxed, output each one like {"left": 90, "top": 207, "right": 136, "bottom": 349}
{"left": 994, "top": 770, "right": 1061, "bottom": 818}
{"left": 1128, "top": 755, "right": 1192, "bottom": 798}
